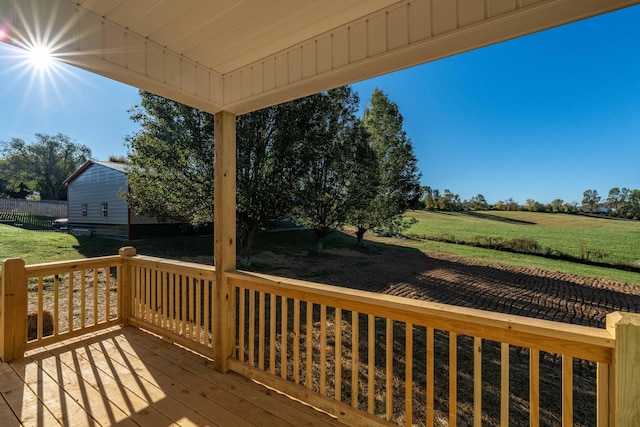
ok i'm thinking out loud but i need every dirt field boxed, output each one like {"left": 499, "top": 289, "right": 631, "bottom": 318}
{"left": 251, "top": 244, "right": 640, "bottom": 329}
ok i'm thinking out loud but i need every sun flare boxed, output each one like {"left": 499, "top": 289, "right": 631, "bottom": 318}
{"left": 27, "top": 44, "right": 54, "bottom": 69}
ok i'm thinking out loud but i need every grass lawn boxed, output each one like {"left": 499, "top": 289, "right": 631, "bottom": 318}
{"left": 2, "top": 214, "right": 639, "bottom": 285}
{"left": 404, "top": 210, "right": 640, "bottom": 266}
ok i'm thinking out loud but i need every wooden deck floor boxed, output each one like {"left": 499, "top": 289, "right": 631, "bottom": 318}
{"left": 0, "top": 326, "right": 345, "bottom": 427}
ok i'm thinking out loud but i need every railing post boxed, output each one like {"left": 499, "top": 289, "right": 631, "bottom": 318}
{"left": 213, "top": 111, "right": 237, "bottom": 373}
{"left": 606, "top": 311, "right": 640, "bottom": 427}
{"left": 1, "top": 258, "right": 27, "bottom": 362}
{"left": 119, "top": 247, "right": 137, "bottom": 326}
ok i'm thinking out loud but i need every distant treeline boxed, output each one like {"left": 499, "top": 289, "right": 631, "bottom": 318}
{"left": 421, "top": 186, "right": 640, "bottom": 219}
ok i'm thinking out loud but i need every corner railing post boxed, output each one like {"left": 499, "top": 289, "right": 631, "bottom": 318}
{"left": 1, "top": 258, "right": 27, "bottom": 362}
{"left": 606, "top": 311, "right": 640, "bottom": 427}
{"left": 119, "top": 247, "right": 137, "bottom": 326}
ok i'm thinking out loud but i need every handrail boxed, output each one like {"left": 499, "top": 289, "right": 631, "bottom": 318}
{"left": 227, "top": 269, "right": 616, "bottom": 426}
{"left": 227, "top": 270, "right": 614, "bottom": 363}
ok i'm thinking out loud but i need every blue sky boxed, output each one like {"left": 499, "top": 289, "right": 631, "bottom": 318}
{"left": 1, "top": 5, "right": 638, "bottom": 205}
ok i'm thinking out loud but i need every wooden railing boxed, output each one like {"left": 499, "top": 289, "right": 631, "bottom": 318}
{"left": 1, "top": 255, "right": 122, "bottom": 359}
{"left": 126, "top": 254, "right": 216, "bottom": 358}
{"left": 2, "top": 248, "right": 639, "bottom": 426}
{"left": 226, "top": 271, "right": 619, "bottom": 427}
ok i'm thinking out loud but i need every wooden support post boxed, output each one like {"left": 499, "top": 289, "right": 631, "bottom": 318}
{"left": 213, "top": 110, "right": 237, "bottom": 372}
{"left": 1, "top": 258, "right": 27, "bottom": 362}
{"left": 606, "top": 311, "right": 640, "bottom": 427}
{"left": 119, "top": 246, "right": 137, "bottom": 326}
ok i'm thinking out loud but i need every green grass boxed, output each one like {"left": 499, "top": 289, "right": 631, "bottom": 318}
{"left": 2, "top": 212, "right": 639, "bottom": 286}
{"left": 0, "top": 211, "right": 58, "bottom": 230}
{"left": 404, "top": 210, "right": 640, "bottom": 266}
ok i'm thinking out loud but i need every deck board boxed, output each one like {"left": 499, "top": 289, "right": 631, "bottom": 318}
{"left": 1, "top": 326, "right": 345, "bottom": 427}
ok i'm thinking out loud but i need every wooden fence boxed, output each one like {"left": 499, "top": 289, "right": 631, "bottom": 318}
{"left": 0, "top": 198, "right": 68, "bottom": 218}
{"left": 1, "top": 248, "right": 639, "bottom": 426}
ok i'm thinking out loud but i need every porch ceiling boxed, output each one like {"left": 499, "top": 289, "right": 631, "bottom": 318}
{"left": 1, "top": 0, "right": 638, "bottom": 115}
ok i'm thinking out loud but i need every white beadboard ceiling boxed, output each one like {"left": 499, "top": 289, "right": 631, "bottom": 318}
{"left": 1, "top": 0, "right": 637, "bottom": 115}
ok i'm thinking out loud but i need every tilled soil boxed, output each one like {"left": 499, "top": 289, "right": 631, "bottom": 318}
{"left": 252, "top": 246, "right": 640, "bottom": 329}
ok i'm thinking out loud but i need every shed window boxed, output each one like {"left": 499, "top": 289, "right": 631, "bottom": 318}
{"left": 101, "top": 202, "right": 108, "bottom": 217}
{"left": 81, "top": 203, "right": 87, "bottom": 217}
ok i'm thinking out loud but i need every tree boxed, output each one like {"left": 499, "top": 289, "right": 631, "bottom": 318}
{"left": 357, "top": 88, "right": 422, "bottom": 237}
{"left": 582, "top": 189, "right": 601, "bottom": 213}
{"left": 550, "top": 199, "right": 564, "bottom": 213}
{"left": 294, "top": 87, "right": 366, "bottom": 253}
{"left": 126, "top": 92, "right": 216, "bottom": 228}
{"left": 236, "top": 99, "right": 316, "bottom": 265}
{"left": 126, "top": 90, "right": 317, "bottom": 265}
{"left": 0, "top": 133, "right": 91, "bottom": 200}
{"left": 470, "top": 194, "right": 489, "bottom": 210}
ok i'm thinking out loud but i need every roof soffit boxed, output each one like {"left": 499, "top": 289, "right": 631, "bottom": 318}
{"left": 1, "top": 0, "right": 638, "bottom": 115}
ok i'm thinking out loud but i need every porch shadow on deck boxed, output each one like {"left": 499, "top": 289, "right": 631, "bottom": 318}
{"left": 0, "top": 326, "right": 345, "bottom": 426}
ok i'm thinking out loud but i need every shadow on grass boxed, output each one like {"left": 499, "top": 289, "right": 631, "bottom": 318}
{"left": 458, "top": 210, "right": 537, "bottom": 225}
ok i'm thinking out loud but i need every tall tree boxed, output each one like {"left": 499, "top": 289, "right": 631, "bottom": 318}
{"left": 236, "top": 98, "right": 316, "bottom": 265}
{"left": 126, "top": 91, "right": 216, "bottom": 227}
{"left": 582, "top": 189, "right": 601, "bottom": 213}
{"left": 294, "top": 87, "right": 367, "bottom": 253}
{"left": 126, "top": 90, "right": 318, "bottom": 265}
{"left": 357, "top": 88, "right": 422, "bottom": 239}
{"left": 0, "top": 133, "right": 91, "bottom": 200}
{"left": 470, "top": 194, "right": 489, "bottom": 210}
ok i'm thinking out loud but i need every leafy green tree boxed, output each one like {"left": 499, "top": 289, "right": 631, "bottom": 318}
{"left": 294, "top": 87, "right": 365, "bottom": 253}
{"left": 550, "top": 198, "right": 564, "bottom": 213}
{"left": 470, "top": 194, "right": 489, "bottom": 210}
{"left": 606, "top": 187, "right": 621, "bottom": 210}
{"left": 359, "top": 88, "right": 422, "bottom": 235}
{"left": 582, "top": 189, "right": 601, "bottom": 213}
{"left": 0, "top": 133, "right": 91, "bottom": 200}
{"left": 126, "top": 91, "right": 216, "bottom": 227}
{"left": 126, "top": 90, "right": 318, "bottom": 265}
{"left": 236, "top": 99, "right": 316, "bottom": 265}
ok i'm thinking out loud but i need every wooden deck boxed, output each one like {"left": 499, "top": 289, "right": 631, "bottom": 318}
{"left": 0, "top": 326, "right": 346, "bottom": 427}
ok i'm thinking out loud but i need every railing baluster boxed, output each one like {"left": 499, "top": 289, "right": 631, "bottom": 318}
{"left": 386, "top": 318, "right": 393, "bottom": 422}
{"left": 320, "top": 304, "right": 327, "bottom": 395}
{"left": 53, "top": 274, "right": 59, "bottom": 336}
{"left": 530, "top": 349, "right": 540, "bottom": 427}
{"left": 37, "top": 276, "right": 44, "bottom": 340}
{"left": 474, "top": 337, "right": 482, "bottom": 427}
{"left": 161, "top": 271, "right": 167, "bottom": 330}
{"left": 426, "top": 327, "right": 434, "bottom": 427}
{"left": 368, "top": 314, "right": 375, "bottom": 414}
{"left": 204, "top": 277, "right": 210, "bottom": 347}
{"left": 80, "top": 270, "right": 86, "bottom": 329}
{"left": 270, "top": 293, "right": 276, "bottom": 375}
{"left": 596, "top": 362, "right": 610, "bottom": 427}
{"left": 294, "top": 298, "right": 300, "bottom": 384}
{"left": 93, "top": 268, "right": 99, "bottom": 325}
{"left": 335, "top": 307, "right": 342, "bottom": 402}
{"left": 189, "top": 276, "right": 195, "bottom": 339}
{"left": 306, "top": 301, "right": 313, "bottom": 389}
{"left": 405, "top": 322, "right": 413, "bottom": 427}
{"left": 501, "top": 343, "right": 510, "bottom": 426}
{"left": 181, "top": 274, "right": 187, "bottom": 337}
{"left": 450, "top": 332, "right": 457, "bottom": 427}
{"left": 281, "top": 296, "right": 288, "bottom": 380}
{"left": 351, "top": 310, "right": 359, "bottom": 408}
{"left": 196, "top": 278, "right": 202, "bottom": 344}
{"left": 249, "top": 289, "right": 256, "bottom": 366}
{"left": 146, "top": 268, "right": 152, "bottom": 324}
{"left": 562, "top": 355, "right": 573, "bottom": 427}
{"left": 239, "top": 287, "right": 246, "bottom": 363}
{"left": 105, "top": 267, "right": 111, "bottom": 322}
{"left": 68, "top": 270, "right": 74, "bottom": 332}
{"left": 170, "top": 273, "right": 176, "bottom": 333}
{"left": 259, "top": 291, "right": 265, "bottom": 370}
